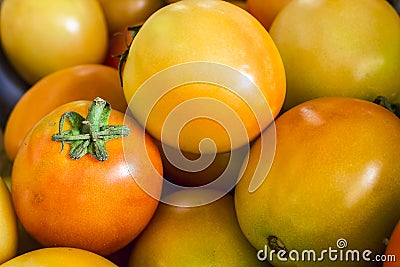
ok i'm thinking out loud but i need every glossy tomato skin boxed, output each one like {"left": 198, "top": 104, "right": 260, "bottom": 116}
{"left": 0, "top": 0, "right": 108, "bottom": 84}
{"left": 123, "top": 0, "right": 285, "bottom": 154}
{"left": 4, "top": 64, "right": 127, "bottom": 161}
{"left": 11, "top": 101, "right": 163, "bottom": 256}
{"left": 235, "top": 97, "right": 400, "bottom": 266}
{"left": 269, "top": 0, "right": 400, "bottom": 110}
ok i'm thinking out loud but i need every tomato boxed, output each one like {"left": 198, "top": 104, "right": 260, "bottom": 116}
{"left": 122, "top": 0, "right": 285, "bottom": 154}
{"left": 128, "top": 190, "right": 265, "bottom": 266}
{"left": 0, "top": 247, "right": 117, "bottom": 266}
{"left": 4, "top": 64, "right": 127, "bottom": 161}
{"left": 269, "top": 0, "right": 400, "bottom": 111}
{"left": 247, "top": 0, "right": 291, "bottom": 30}
{"left": 97, "top": 0, "right": 166, "bottom": 35}
{"left": 11, "top": 98, "right": 163, "bottom": 256}
{"left": 104, "top": 28, "right": 134, "bottom": 70}
{"left": 235, "top": 97, "right": 400, "bottom": 266}
{"left": 0, "top": 0, "right": 108, "bottom": 84}
{"left": 0, "top": 177, "right": 17, "bottom": 264}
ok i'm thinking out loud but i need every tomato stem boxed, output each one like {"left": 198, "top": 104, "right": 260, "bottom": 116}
{"left": 51, "top": 97, "right": 130, "bottom": 161}
{"left": 373, "top": 96, "right": 400, "bottom": 118}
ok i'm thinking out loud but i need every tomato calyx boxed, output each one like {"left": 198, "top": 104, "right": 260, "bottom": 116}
{"left": 51, "top": 97, "right": 130, "bottom": 161}
{"left": 373, "top": 96, "right": 400, "bottom": 118}
{"left": 118, "top": 25, "right": 142, "bottom": 86}
{"left": 267, "top": 235, "right": 288, "bottom": 257}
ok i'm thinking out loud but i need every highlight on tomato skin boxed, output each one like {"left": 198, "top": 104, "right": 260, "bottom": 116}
{"left": 10, "top": 98, "right": 163, "bottom": 256}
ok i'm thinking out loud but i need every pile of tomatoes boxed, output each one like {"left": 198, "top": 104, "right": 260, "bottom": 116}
{"left": 0, "top": 0, "right": 399, "bottom": 266}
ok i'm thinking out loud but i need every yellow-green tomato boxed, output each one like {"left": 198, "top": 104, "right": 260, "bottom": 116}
{"left": 0, "top": 247, "right": 117, "bottom": 266}
{"left": 0, "top": 0, "right": 108, "bottom": 84}
{"left": 129, "top": 190, "right": 267, "bottom": 267}
{"left": 0, "top": 177, "right": 17, "bottom": 264}
{"left": 269, "top": 0, "right": 400, "bottom": 110}
{"left": 235, "top": 97, "right": 400, "bottom": 266}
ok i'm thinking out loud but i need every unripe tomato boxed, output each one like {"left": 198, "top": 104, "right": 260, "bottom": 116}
{"left": 235, "top": 97, "right": 400, "bottom": 266}
{"left": 0, "top": 0, "right": 108, "bottom": 84}
{"left": 269, "top": 0, "right": 400, "bottom": 110}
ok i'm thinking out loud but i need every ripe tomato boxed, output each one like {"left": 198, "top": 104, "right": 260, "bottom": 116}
{"left": 4, "top": 64, "right": 127, "bottom": 161}
{"left": 0, "top": 177, "right": 17, "bottom": 264}
{"left": 1, "top": 247, "right": 117, "bottom": 266}
{"left": 0, "top": 0, "right": 108, "bottom": 84}
{"left": 97, "top": 0, "right": 165, "bottom": 35}
{"left": 269, "top": 0, "right": 400, "bottom": 110}
{"left": 247, "top": 0, "right": 291, "bottom": 30}
{"left": 11, "top": 99, "right": 163, "bottom": 256}
{"left": 235, "top": 97, "right": 400, "bottom": 266}
{"left": 122, "top": 0, "right": 285, "bottom": 154}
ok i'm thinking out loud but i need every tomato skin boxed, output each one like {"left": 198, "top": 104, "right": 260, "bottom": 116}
{"left": 1, "top": 247, "right": 117, "bottom": 266}
{"left": 0, "top": 0, "right": 108, "bottom": 84}
{"left": 4, "top": 64, "right": 127, "bottom": 161}
{"left": 11, "top": 100, "right": 163, "bottom": 256}
{"left": 383, "top": 219, "right": 400, "bottom": 266}
{"left": 235, "top": 97, "right": 400, "bottom": 266}
{"left": 269, "top": 0, "right": 400, "bottom": 110}
{"left": 123, "top": 0, "right": 285, "bottom": 154}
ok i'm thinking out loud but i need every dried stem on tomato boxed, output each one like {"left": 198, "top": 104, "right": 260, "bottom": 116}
{"left": 51, "top": 97, "right": 130, "bottom": 161}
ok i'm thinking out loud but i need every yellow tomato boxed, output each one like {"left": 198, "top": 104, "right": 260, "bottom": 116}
{"left": 122, "top": 0, "right": 285, "bottom": 154}
{"left": 0, "top": 0, "right": 108, "bottom": 84}
{"left": 0, "top": 177, "right": 17, "bottom": 264}
{"left": 4, "top": 64, "right": 127, "bottom": 161}
{"left": 0, "top": 247, "right": 117, "bottom": 266}
{"left": 269, "top": 0, "right": 400, "bottom": 110}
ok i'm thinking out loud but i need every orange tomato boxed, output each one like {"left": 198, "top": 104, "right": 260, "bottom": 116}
{"left": 4, "top": 64, "right": 127, "bottom": 161}
{"left": 122, "top": 0, "right": 285, "bottom": 154}
{"left": 247, "top": 0, "right": 291, "bottom": 30}
{"left": 11, "top": 99, "right": 163, "bottom": 256}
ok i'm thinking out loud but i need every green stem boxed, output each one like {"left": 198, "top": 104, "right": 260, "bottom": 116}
{"left": 51, "top": 97, "right": 130, "bottom": 161}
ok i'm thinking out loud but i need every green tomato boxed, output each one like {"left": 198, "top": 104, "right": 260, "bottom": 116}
{"left": 269, "top": 0, "right": 400, "bottom": 110}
